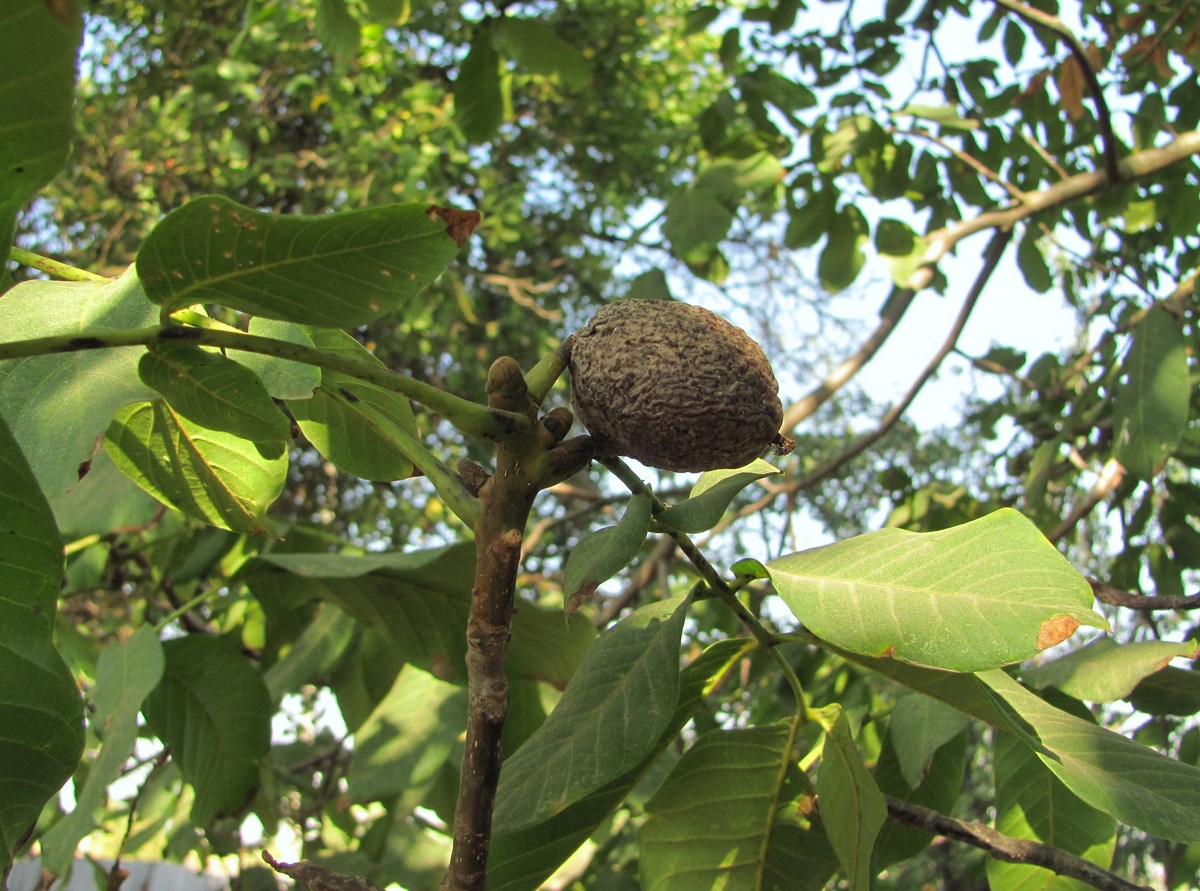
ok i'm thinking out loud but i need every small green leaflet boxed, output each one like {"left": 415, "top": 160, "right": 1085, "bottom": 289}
{"left": 563, "top": 493, "right": 652, "bottom": 609}
{"left": 657, "top": 458, "right": 779, "bottom": 533}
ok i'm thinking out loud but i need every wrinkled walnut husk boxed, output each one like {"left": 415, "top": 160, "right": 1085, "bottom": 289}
{"left": 568, "top": 299, "right": 784, "bottom": 472}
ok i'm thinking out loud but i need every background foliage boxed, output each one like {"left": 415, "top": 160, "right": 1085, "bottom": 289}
{"left": 4, "top": 0, "right": 1200, "bottom": 889}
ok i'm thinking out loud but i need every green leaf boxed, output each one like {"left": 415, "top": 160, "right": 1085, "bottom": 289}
{"left": 138, "top": 345, "right": 290, "bottom": 442}
{"left": 263, "top": 604, "right": 359, "bottom": 702}
{"left": 489, "top": 639, "right": 754, "bottom": 891}
{"left": 818, "top": 206, "right": 867, "bottom": 293}
{"left": 979, "top": 669, "right": 1200, "bottom": 843}
{"left": 694, "top": 152, "right": 786, "bottom": 202}
{"left": 0, "top": 267, "right": 159, "bottom": 495}
{"left": 495, "top": 18, "right": 589, "bottom": 88}
{"left": 0, "top": 0, "right": 81, "bottom": 267}
{"left": 626, "top": 268, "right": 672, "bottom": 301}
{"left": 1114, "top": 306, "right": 1190, "bottom": 479}
{"left": 136, "top": 195, "right": 469, "bottom": 326}
{"left": 347, "top": 664, "right": 465, "bottom": 803}
{"left": 314, "top": 0, "right": 360, "bottom": 60}
{"left": 1017, "top": 226, "right": 1053, "bottom": 293}
{"left": 816, "top": 707, "right": 887, "bottom": 891}
{"left": 142, "top": 635, "right": 272, "bottom": 827}
{"left": 40, "top": 627, "right": 164, "bottom": 873}
{"left": 563, "top": 493, "right": 652, "bottom": 603}
{"left": 767, "top": 509, "right": 1108, "bottom": 671}
{"left": 245, "top": 542, "right": 595, "bottom": 688}
{"left": 456, "top": 27, "right": 507, "bottom": 143}
{"left": 0, "top": 415, "right": 83, "bottom": 873}
{"left": 287, "top": 327, "right": 418, "bottom": 481}
{"left": 663, "top": 188, "right": 735, "bottom": 267}
{"left": 104, "top": 401, "right": 288, "bottom": 534}
{"left": 682, "top": 6, "right": 721, "bottom": 36}
{"left": 640, "top": 723, "right": 837, "bottom": 891}
{"left": 873, "top": 730, "right": 967, "bottom": 868}
{"left": 493, "top": 594, "right": 692, "bottom": 832}
{"left": 785, "top": 185, "right": 837, "bottom": 249}
{"left": 1022, "top": 637, "right": 1197, "bottom": 703}
{"left": 657, "top": 458, "right": 779, "bottom": 533}
{"left": 887, "top": 693, "right": 969, "bottom": 790}
{"left": 986, "top": 729, "right": 1116, "bottom": 891}
{"left": 230, "top": 318, "right": 321, "bottom": 400}
{"left": 874, "top": 217, "right": 916, "bottom": 255}
{"left": 896, "top": 103, "right": 979, "bottom": 130}
{"left": 1130, "top": 666, "right": 1200, "bottom": 717}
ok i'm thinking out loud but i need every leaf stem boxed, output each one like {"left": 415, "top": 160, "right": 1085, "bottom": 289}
{"left": 0, "top": 325, "right": 529, "bottom": 442}
{"left": 8, "top": 247, "right": 111, "bottom": 282}
{"left": 596, "top": 455, "right": 809, "bottom": 712}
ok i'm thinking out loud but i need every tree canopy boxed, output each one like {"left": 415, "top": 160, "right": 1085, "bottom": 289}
{"left": 3, "top": 1, "right": 1200, "bottom": 889}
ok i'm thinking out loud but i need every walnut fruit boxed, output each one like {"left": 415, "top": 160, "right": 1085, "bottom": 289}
{"left": 567, "top": 299, "right": 786, "bottom": 472}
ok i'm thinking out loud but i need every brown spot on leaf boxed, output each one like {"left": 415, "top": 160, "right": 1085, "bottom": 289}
{"left": 427, "top": 205, "right": 481, "bottom": 246}
{"left": 1037, "top": 614, "right": 1081, "bottom": 651}
{"left": 879, "top": 645, "right": 896, "bottom": 659}
{"left": 566, "top": 580, "right": 600, "bottom": 621}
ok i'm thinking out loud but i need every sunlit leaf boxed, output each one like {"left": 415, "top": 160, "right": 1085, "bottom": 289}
{"left": 137, "top": 195, "right": 471, "bottom": 326}
{"left": 138, "top": 344, "right": 290, "bottom": 442}
{"left": 768, "top": 509, "right": 1108, "bottom": 671}
{"left": 493, "top": 595, "right": 691, "bottom": 832}
{"left": 1022, "top": 636, "right": 1197, "bottom": 703}
{"left": 236, "top": 318, "right": 321, "bottom": 400}
{"left": 0, "top": 267, "right": 158, "bottom": 495}
{"left": 104, "top": 400, "right": 288, "bottom": 534}
{"left": 657, "top": 458, "right": 778, "bottom": 534}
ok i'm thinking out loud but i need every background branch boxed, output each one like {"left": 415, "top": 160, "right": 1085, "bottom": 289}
{"left": 884, "top": 795, "right": 1151, "bottom": 891}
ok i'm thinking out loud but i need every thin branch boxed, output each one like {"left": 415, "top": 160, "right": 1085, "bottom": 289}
{"left": 1047, "top": 458, "right": 1124, "bottom": 544}
{"left": 890, "top": 125, "right": 1029, "bottom": 202}
{"left": 782, "top": 287, "right": 916, "bottom": 430}
{"left": 884, "top": 795, "right": 1152, "bottom": 891}
{"left": 0, "top": 324, "right": 527, "bottom": 442}
{"left": 758, "top": 229, "right": 1010, "bottom": 515}
{"left": 992, "top": 0, "right": 1122, "bottom": 183}
{"left": 1090, "top": 578, "right": 1200, "bottom": 611}
{"left": 782, "top": 131, "right": 1200, "bottom": 432}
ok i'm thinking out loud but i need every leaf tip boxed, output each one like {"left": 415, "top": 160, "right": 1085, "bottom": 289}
{"left": 1036, "top": 614, "right": 1081, "bottom": 651}
{"left": 427, "top": 205, "right": 481, "bottom": 247}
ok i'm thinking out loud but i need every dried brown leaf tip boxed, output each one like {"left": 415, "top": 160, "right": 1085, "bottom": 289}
{"left": 427, "top": 205, "right": 481, "bottom": 246}
{"left": 568, "top": 299, "right": 784, "bottom": 472}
